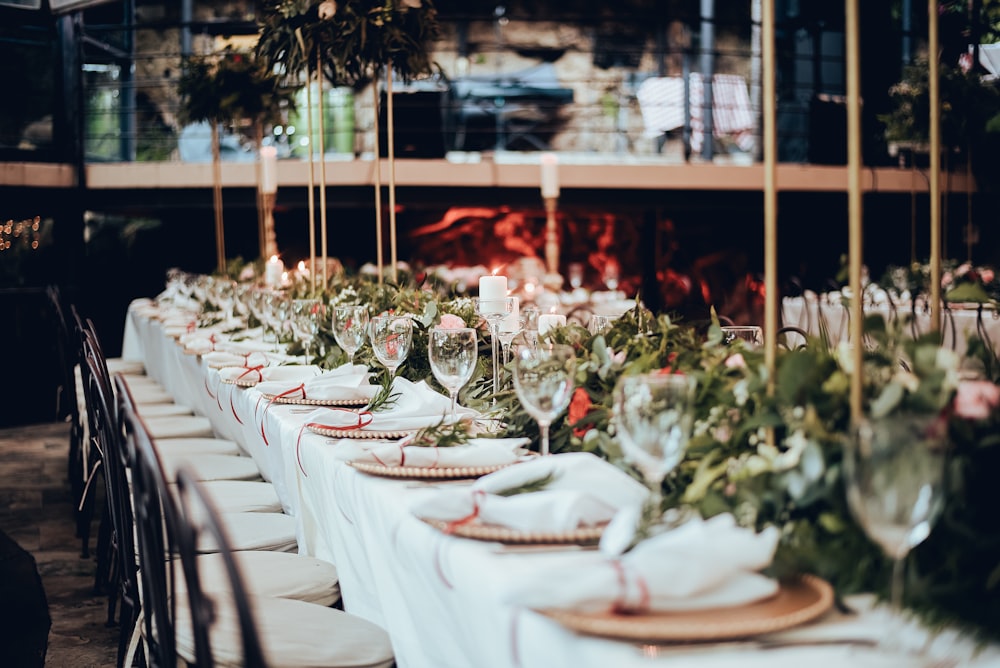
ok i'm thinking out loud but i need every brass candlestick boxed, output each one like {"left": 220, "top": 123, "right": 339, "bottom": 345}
{"left": 544, "top": 196, "right": 559, "bottom": 276}
{"left": 260, "top": 192, "right": 278, "bottom": 260}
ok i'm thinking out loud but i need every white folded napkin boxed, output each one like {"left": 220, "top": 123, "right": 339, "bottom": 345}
{"left": 218, "top": 362, "right": 314, "bottom": 384}
{"left": 410, "top": 452, "right": 648, "bottom": 533}
{"left": 203, "top": 350, "right": 279, "bottom": 369}
{"left": 304, "top": 377, "right": 474, "bottom": 430}
{"left": 255, "top": 364, "right": 375, "bottom": 401}
{"left": 339, "top": 437, "right": 530, "bottom": 468}
{"left": 505, "top": 512, "right": 780, "bottom": 613}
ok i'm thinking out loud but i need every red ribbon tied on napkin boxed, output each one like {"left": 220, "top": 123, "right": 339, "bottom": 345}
{"left": 260, "top": 383, "right": 307, "bottom": 446}
{"left": 295, "top": 408, "right": 374, "bottom": 475}
{"left": 609, "top": 558, "right": 651, "bottom": 614}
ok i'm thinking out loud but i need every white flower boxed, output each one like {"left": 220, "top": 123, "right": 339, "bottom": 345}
{"left": 733, "top": 379, "right": 749, "bottom": 406}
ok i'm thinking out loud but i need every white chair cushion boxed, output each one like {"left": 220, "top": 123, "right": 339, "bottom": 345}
{"left": 143, "top": 415, "right": 215, "bottom": 439}
{"left": 135, "top": 403, "right": 194, "bottom": 418}
{"left": 193, "top": 481, "right": 283, "bottom": 514}
{"left": 175, "top": 595, "right": 394, "bottom": 668}
{"left": 107, "top": 358, "right": 146, "bottom": 375}
{"left": 196, "top": 512, "right": 298, "bottom": 553}
{"left": 157, "top": 453, "right": 261, "bottom": 483}
{"left": 128, "top": 386, "right": 176, "bottom": 405}
{"left": 175, "top": 552, "right": 340, "bottom": 607}
{"left": 154, "top": 437, "right": 242, "bottom": 457}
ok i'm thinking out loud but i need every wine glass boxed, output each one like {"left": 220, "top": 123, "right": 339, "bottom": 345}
{"left": 588, "top": 314, "right": 615, "bottom": 336}
{"left": 721, "top": 325, "right": 764, "bottom": 348}
{"left": 612, "top": 373, "right": 695, "bottom": 513}
{"left": 370, "top": 314, "right": 413, "bottom": 379}
{"left": 264, "top": 291, "right": 291, "bottom": 353}
{"left": 291, "top": 298, "right": 323, "bottom": 364}
{"left": 512, "top": 343, "right": 577, "bottom": 456}
{"left": 428, "top": 327, "right": 479, "bottom": 422}
{"left": 844, "top": 411, "right": 947, "bottom": 648}
{"left": 602, "top": 259, "right": 620, "bottom": 291}
{"left": 568, "top": 262, "right": 585, "bottom": 290}
{"left": 332, "top": 305, "right": 369, "bottom": 365}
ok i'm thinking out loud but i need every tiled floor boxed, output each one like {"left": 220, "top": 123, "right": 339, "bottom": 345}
{"left": 0, "top": 421, "right": 119, "bottom": 668}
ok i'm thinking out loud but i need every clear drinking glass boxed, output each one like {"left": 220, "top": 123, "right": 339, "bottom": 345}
{"left": 512, "top": 343, "right": 577, "bottom": 456}
{"left": 473, "top": 296, "right": 516, "bottom": 401}
{"left": 844, "top": 412, "right": 947, "bottom": 648}
{"left": 588, "top": 314, "right": 615, "bottom": 336}
{"left": 428, "top": 327, "right": 479, "bottom": 422}
{"left": 291, "top": 298, "right": 323, "bottom": 364}
{"left": 613, "top": 373, "right": 695, "bottom": 512}
{"left": 370, "top": 314, "right": 413, "bottom": 379}
{"left": 332, "top": 305, "right": 369, "bottom": 364}
{"left": 721, "top": 325, "right": 764, "bottom": 348}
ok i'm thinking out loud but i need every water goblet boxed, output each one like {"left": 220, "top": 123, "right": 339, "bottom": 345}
{"left": 512, "top": 343, "right": 577, "bottom": 456}
{"left": 332, "top": 305, "right": 369, "bottom": 365}
{"left": 473, "top": 297, "right": 516, "bottom": 401}
{"left": 568, "top": 262, "right": 585, "bottom": 290}
{"left": 721, "top": 325, "right": 764, "bottom": 348}
{"left": 428, "top": 327, "right": 478, "bottom": 423}
{"left": 370, "top": 314, "right": 413, "bottom": 380}
{"left": 264, "top": 291, "right": 291, "bottom": 353}
{"left": 588, "top": 314, "right": 615, "bottom": 336}
{"left": 612, "top": 372, "right": 695, "bottom": 514}
{"left": 602, "top": 259, "right": 621, "bottom": 291}
{"left": 291, "top": 298, "right": 323, "bottom": 364}
{"left": 844, "top": 411, "right": 947, "bottom": 649}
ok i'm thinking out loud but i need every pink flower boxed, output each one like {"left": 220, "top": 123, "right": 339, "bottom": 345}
{"left": 725, "top": 353, "right": 746, "bottom": 369}
{"left": 981, "top": 269, "right": 995, "bottom": 284}
{"left": 953, "top": 380, "right": 1000, "bottom": 420}
{"left": 437, "top": 313, "right": 466, "bottom": 329}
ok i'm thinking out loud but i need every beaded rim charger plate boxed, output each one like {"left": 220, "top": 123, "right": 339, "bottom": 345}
{"left": 420, "top": 517, "right": 606, "bottom": 545}
{"left": 309, "top": 425, "right": 417, "bottom": 439}
{"left": 262, "top": 394, "right": 371, "bottom": 407}
{"left": 348, "top": 461, "right": 513, "bottom": 479}
{"left": 220, "top": 377, "right": 260, "bottom": 388}
{"left": 537, "top": 574, "right": 833, "bottom": 643}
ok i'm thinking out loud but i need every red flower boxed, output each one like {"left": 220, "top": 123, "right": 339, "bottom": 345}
{"left": 568, "top": 387, "right": 593, "bottom": 437}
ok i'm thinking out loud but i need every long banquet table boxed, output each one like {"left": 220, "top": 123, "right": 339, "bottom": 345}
{"left": 122, "top": 300, "right": 998, "bottom": 668}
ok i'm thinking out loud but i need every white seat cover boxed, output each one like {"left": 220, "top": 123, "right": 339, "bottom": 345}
{"left": 175, "top": 595, "right": 394, "bottom": 668}
{"left": 194, "top": 481, "right": 282, "bottom": 514}
{"left": 157, "top": 453, "right": 261, "bottom": 483}
{"left": 176, "top": 552, "right": 340, "bottom": 606}
{"left": 135, "top": 403, "right": 193, "bottom": 418}
{"left": 154, "top": 437, "right": 241, "bottom": 457}
{"left": 128, "top": 386, "right": 176, "bottom": 405}
{"left": 107, "top": 358, "right": 146, "bottom": 375}
{"left": 143, "top": 415, "right": 215, "bottom": 439}
{"left": 196, "top": 512, "right": 298, "bottom": 553}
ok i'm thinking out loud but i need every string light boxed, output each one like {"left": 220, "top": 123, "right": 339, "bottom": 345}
{"left": 0, "top": 216, "right": 42, "bottom": 254}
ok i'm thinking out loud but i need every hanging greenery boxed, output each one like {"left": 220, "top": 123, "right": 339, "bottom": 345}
{"left": 176, "top": 49, "right": 296, "bottom": 129}
{"left": 255, "top": 0, "right": 441, "bottom": 86}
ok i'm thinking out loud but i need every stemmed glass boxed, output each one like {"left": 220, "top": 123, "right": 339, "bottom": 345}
{"left": 332, "top": 305, "right": 369, "bottom": 365}
{"left": 721, "top": 325, "right": 764, "bottom": 348}
{"left": 588, "top": 314, "right": 615, "bottom": 336}
{"left": 291, "top": 298, "right": 323, "bottom": 364}
{"left": 264, "top": 291, "right": 291, "bottom": 353}
{"left": 428, "top": 327, "right": 479, "bottom": 423}
{"left": 512, "top": 343, "right": 577, "bottom": 456}
{"left": 370, "top": 314, "right": 413, "bottom": 380}
{"left": 473, "top": 296, "right": 516, "bottom": 400}
{"left": 498, "top": 316, "right": 526, "bottom": 366}
{"left": 612, "top": 373, "right": 695, "bottom": 514}
{"left": 844, "top": 411, "right": 947, "bottom": 648}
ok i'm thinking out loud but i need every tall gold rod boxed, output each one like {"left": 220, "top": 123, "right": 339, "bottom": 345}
{"left": 928, "top": 0, "right": 942, "bottom": 330}
{"left": 372, "top": 83, "right": 384, "bottom": 284}
{"left": 305, "top": 73, "right": 317, "bottom": 293}
{"left": 846, "top": 0, "right": 864, "bottom": 422}
{"left": 386, "top": 60, "right": 398, "bottom": 284}
{"left": 316, "top": 55, "right": 329, "bottom": 290}
{"left": 762, "top": 0, "right": 778, "bottom": 400}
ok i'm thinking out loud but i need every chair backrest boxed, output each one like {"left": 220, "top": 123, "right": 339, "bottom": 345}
{"left": 173, "top": 467, "right": 270, "bottom": 668}
{"left": 46, "top": 285, "right": 81, "bottom": 428}
{"left": 116, "top": 375, "right": 178, "bottom": 668}
{"left": 82, "top": 353, "right": 140, "bottom": 635}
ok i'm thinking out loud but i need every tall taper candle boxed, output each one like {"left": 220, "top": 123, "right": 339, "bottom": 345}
{"left": 260, "top": 145, "right": 278, "bottom": 195}
{"left": 540, "top": 152, "right": 560, "bottom": 199}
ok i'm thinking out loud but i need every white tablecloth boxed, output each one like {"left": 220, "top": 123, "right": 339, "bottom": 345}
{"left": 124, "top": 299, "right": 998, "bottom": 668}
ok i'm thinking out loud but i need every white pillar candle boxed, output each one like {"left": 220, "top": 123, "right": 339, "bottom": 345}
{"left": 500, "top": 296, "right": 520, "bottom": 332}
{"left": 537, "top": 313, "right": 566, "bottom": 336}
{"left": 479, "top": 274, "right": 508, "bottom": 315}
{"left": 265, "top": 255, "right": 284, "bottom": 288}
{"left": 260, "top": 146, "right": 278, "bottom": 195}
{"left": 540, "top": 152, "right": 560, "bottom": 199}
